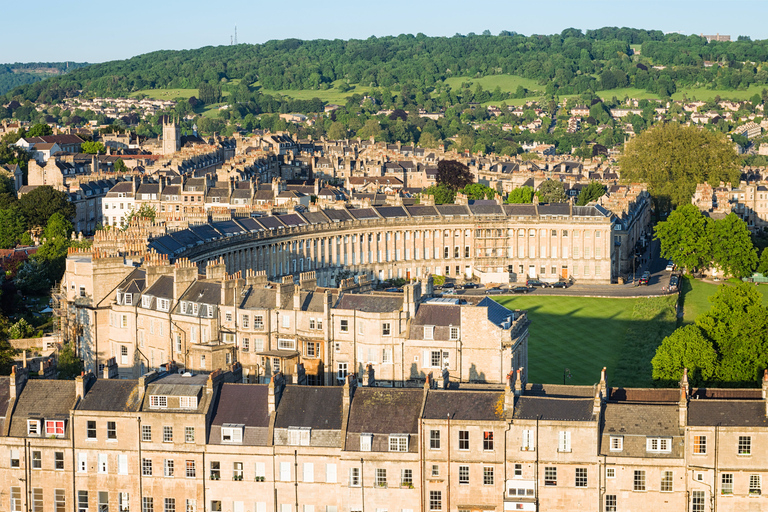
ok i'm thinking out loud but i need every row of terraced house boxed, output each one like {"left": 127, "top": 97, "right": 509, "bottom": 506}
{"left": 1, "top": 360, "right": 767, "bottom": 512}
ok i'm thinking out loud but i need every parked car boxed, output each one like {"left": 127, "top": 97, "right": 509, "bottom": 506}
{"left": 526, "top": 279, "right": 547, "bottom": 288}
{"left": 639, "top": 271, "right": 650, "bottom": 286}
{"left": 550, "top": 281, "right": 569, "bottom": 288}
{"left": 443, "top": 282, "right": 455, "bottom": 289}
{"left": 486, "top": 286, "right": 505, "bottom": 295}
{"left": 669, "top": 275, "right": 680, "bottom": 290}
{"left": 511, "top": 286, "right": 533, "bottom": 294}
{"left": 462, "top": 283, "right": 480, "bottom": 289}
{"left": 665, "top": 261, "right": 676, "bottom": 272}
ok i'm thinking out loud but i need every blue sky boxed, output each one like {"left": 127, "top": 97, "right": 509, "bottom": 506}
{"left": 3, "top": 0, "right": 767, "bottom": 63}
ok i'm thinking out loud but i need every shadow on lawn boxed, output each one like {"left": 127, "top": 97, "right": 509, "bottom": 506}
{"left": 519, "top": 298, "right": 678, "bottom": 388}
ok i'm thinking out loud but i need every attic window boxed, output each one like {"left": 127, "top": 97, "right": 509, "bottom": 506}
{"left": 179, "top": 396, "right": 198, "bottom": 409}
{"left": 27, "top": 419, "right": 41, "bottom": 436}
{"left": 423, "top": 326, "right": 434, "bottom": 340}
{"left": 149, "top": 395, "right": 168, "bottom": 409}
{"left": 123, "top": 294, "right": 132, "bottom": 306}
{"left": 389, "top": 434, "right": 409, "bottom": 452}
{"left": 46, "top": 420, "right": 65, "bottom": 437}
{"left": 157, "top": 299, "right": 170, "bottom": 312}
{"left": 221, "top": 424, "right": 244, "bottom": 444}
{"left": 360, "top": 433, "right": 373, "bottom": 452}
{"left": 142, "top": 296, "right": 152, "bottom": 308}
{"left": 287, "top": 427, "right": 311, "bottom": 446}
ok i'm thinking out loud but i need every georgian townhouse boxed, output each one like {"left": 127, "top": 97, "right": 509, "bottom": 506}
{"left": 599, "top": 387, "right": 687, "bottom": 512}
{"left": 206, "top": 381, "right": 275, "bottom": 512}
{"left": 686, "top": 378, "right": 768, "bottom": 512}
{"left": 136, "top": 366, "right": 240, "bottom": 512}
{"left": 72, "top": 367, "right": 142, "bottom": 512}
{"left": 406, "top": 296, "right": 529, "bottom": 386}
{"left": 510, "top": 375, "right": 602, "bottom": 512}
{"left": 422, "top": 386, "right": 508, "bottom": 512}
{"left": 343, "top": 386, "right": 423, "bottom": 512}
{"left": 273, "top": 383, "right": 347, "bottom": 512}
{"left": 1, "top": 371, "right": 76, "bottom": 512}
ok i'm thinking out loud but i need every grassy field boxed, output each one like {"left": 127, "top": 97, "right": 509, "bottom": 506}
{"left": 444, "top": 74, "right": 542, "bottom": 94}
{"left": 671, "top": 84, "right": 765, "bottom": 102}
{"left": 495, "top": 294, "right": 677, "bottom": 387}
{"left": 679, "top": 276, "right": 768, "bottom": 325}
{"left": 597, "top": 87, "right": 662, "bottom": 101}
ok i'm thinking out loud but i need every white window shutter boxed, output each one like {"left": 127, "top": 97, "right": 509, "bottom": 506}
{"left": 118, "top": 454, "right": 128, "bottom": 475}
{"left": 303, "top": 463, "right": 314, "bottom": 483}
{"left": 326, "top": 463, "right": 337, "bottom": 483}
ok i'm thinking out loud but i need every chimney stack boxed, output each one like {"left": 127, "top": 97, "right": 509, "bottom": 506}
{"left": 514, "top": 367, "right": 523, "bottom": 396}
{"left": 680, "top": 368, "right": 690, "bottom": 426}
{"left": 268, "top": 374, "right": 277, "bottom": 414}
{"left": 504, "top": 371, "right": 516, "bottom": 418}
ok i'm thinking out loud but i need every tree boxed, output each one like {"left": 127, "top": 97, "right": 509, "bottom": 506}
{"left": 709, "top": 213, "right": 758, "bottom": 278}
{"left": 436, "top": 159, "right": 473, "bottom": 190}
{"left": 506, "top": 186, "right": 535, "bottom": 204}
{"left": 651, "top": 324, "right": 718, "bottom": 385}
{"left": 8, "top": 318, "right": 34, "bottom": 339}
{"left": 536, "top": 180, "right": 567, "bottom": 203}
{"left": 654, "top": 204, "right": 712, "bottom": 273}
{"left": 57, "top": 342, "right": 83, "bottom": 380}
{"left": 576, "top": 181, "right": 607, "bottom": 205}
{"left": 461, "top": 183, "right": 496, "bottom": 200}
{"left": 328, "top": 122, "right": 347, "bottom": 140}
{"left": 15, "top": 259, "right": 52, "bottom": 295}
{"left": 757, "top": 247, "right": 768, "bottom": 275}
{"left": 18, "top": 186, "right": 75, "bottom": 229}
{"left": 80, "top": 141, "right": 106, "bottom": 154}
{"left": 619, "top": 123, "right": 740, "bottom": 210}
{"left": 421, "top": 184, "right": 455, "bottom": 204}
{"left": 113, "top": 158, "right": 128, "bottom": 173}
{"left": 26, "top": 123, "right": 52, "bottom": 137}
{"left": 0, "top": 207, "right": 26, "bottom": 249}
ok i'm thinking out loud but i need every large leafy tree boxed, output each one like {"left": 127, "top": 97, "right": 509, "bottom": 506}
{"left": 421, "top": 184, "right": 455, "bottom": 205}
{"left": 654, "top": 204, "right": 712, "bottom": 273}
{"left": 709, "top": 213, "right": 758, "bottom": 278}
{"left": 653, "top": 282, "right": 768, "bottom": 386}
{"left": 436, "top": 160, "right": 473, "bottom": 190}
{"left": 506, "top": 186, "right": 535, "bottom": 204}
{"left": 619, "top": 123, "right": 740, "bottom": 210}
{"left": 0, "top": 207, "right": 26, "bottom": 249}
{"left": 651, "top": 324, "right": 718, "bottom": 385}
{"left": 80, "top": 141, "right": 106, "bottom": 154}
{"left": 576, "top": 181, "right": 607, "bottom": 205}
{"left": 461, "top": 183, "right": 496, "bottom": 200}
{"left": 757, "top": 247, "right": 768, "bottom": 275}
{"left": 536, "top": 180, "right": 567, "bottom": 203}
{"left": 18, "top": 186, "right": 75, "bottom": 230}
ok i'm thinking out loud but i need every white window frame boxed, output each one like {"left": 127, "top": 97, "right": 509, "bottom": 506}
{"left": 149, "top": 395, "right": 168, "bottom": 409}
{"left": 360, "top": 433, "right": 373, "bottom": 452}
{"left": 221, "top": 424, "right": 244, "bottom": 444}
{"left": 388, "top": 434, "right": 409, "bottom": 452}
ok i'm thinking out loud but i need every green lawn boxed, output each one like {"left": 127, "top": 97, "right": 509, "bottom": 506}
{"left": 671, "top": 84, "right": 766, "bottom": 102}
{"left": 495, "top": 294, "right": 677, "bottom": 387}
{"left": 679, "top": 276, "right": 768, "bottom": 324}
{"left": 597, "top": 87, "right": 662, "bottom": 101}
{"left": 444, "top": 74, "right": 542, "bottom": 94}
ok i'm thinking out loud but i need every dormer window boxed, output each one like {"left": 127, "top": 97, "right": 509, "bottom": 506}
{"left": 180, "top": 302, "right": 188, "bottom": 314}
{"left": 142, "top": 296, "right": 152, "bottom": 308}
{"left": 157, "top": 299, "right": 170, "bottom": 312}
{"left": 192, "top": 303, "right": 199, "bottom": 316}
{"left": 221, "top": 424, "right": 244, "bottom": 443}
{"left": 149, "top": 395, "right": 168, "bottom": 409}
{"left": 179, "top": 396, "right": 198, "bottom": 409}
{"left": 124, "top": 294, "right": 132, "bottom": 306}
{"left": 46, "top": 420, "right": 65, "bottom": 437}
{"left": 389, "top": 434, "right": 409, "bottom": 452}
{"left": 27, "top": 419, "right": 41, "bottom": 436}
{"left": 424, "top": 325, "right": 434, "bottom": 340}
{"left": 287, "top": 427, "right": 311, "bottom": 446}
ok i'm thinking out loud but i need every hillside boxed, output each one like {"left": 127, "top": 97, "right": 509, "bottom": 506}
{"left": 0, "top": 62, "right": 88, "bottom": 96}
{"left": 6, "top": 28, "right": 768, "bottom": 104}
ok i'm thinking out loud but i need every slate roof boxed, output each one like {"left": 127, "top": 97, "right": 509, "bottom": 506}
{"left": 423, "top": 390, "right": 504, "bottom": 421}
{"left": 144, "top": 275, "right": 174, "bottom": 300}
{"left": 336, "top": 293, "right": 403, "bottom": 313}
{"left": 348, "top": 208, "right": 380, "bottom": 220}
{"left": 524, "top": 383, "right": 596, "bottom": 398}
{"left": 476, "top": 297, "right": 517, "bottom": 327}
{"left": 241, "top": 286, "right": 277, "bottom": 309}
{"left": 602, "top": 403, "right": 680, "bottom": 436}
{"left": 468, "top": 203, "right": 504, "bottom": 216}
{"left": 503, "top": 204, "right": 537, "bottom": 216}
{"left": 406, "top": 205, "right": 439, "bottom": 217}
{"left": 347, "top": 388, "right": 422, "bottom": 434}
{"left": 411, "top": 302, "right": 460, "bottom": 328}
{"left": 513, "top": 396, "right": 595, "bottom": 421}
{"left": 538, "top": 203, "right": 571, "bottom": 216}
{"left": 324, "top": 209, "right": 353, "bottom": 222}
{"left": 688, "top": 400, "right": 768, "bottom": 427}
{"left": 210, "top": 383, "right": 270, "bottom": 427}
{"left": 436, "top": 204, "right": 470, "bottom": 216}
{"left": 9, "top": 380, "right": 77, "bottom": 437}
{"left": 609, "top": 388, "right": 680, "bottom": 402}
{"left": 274, "top": 386, "right": 343, "bottom": 430}
{"left": 0, "top": 379, "right": 10, "bottom": 432}
{"left": 181, "top": 281, "right": 222, "bottom": 305}
{"left": 303, "top": 211, "right": 331, "bottom": 225}
{"left": 376, "top": 206, "right": 408, "bottom": 218}
{"left": 77, "top": 380, "right": 141, "bottom": 412}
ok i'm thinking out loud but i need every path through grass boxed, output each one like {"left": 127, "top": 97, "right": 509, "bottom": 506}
{"left": 495, "top": 294, "right": 677, "bottom": 387}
